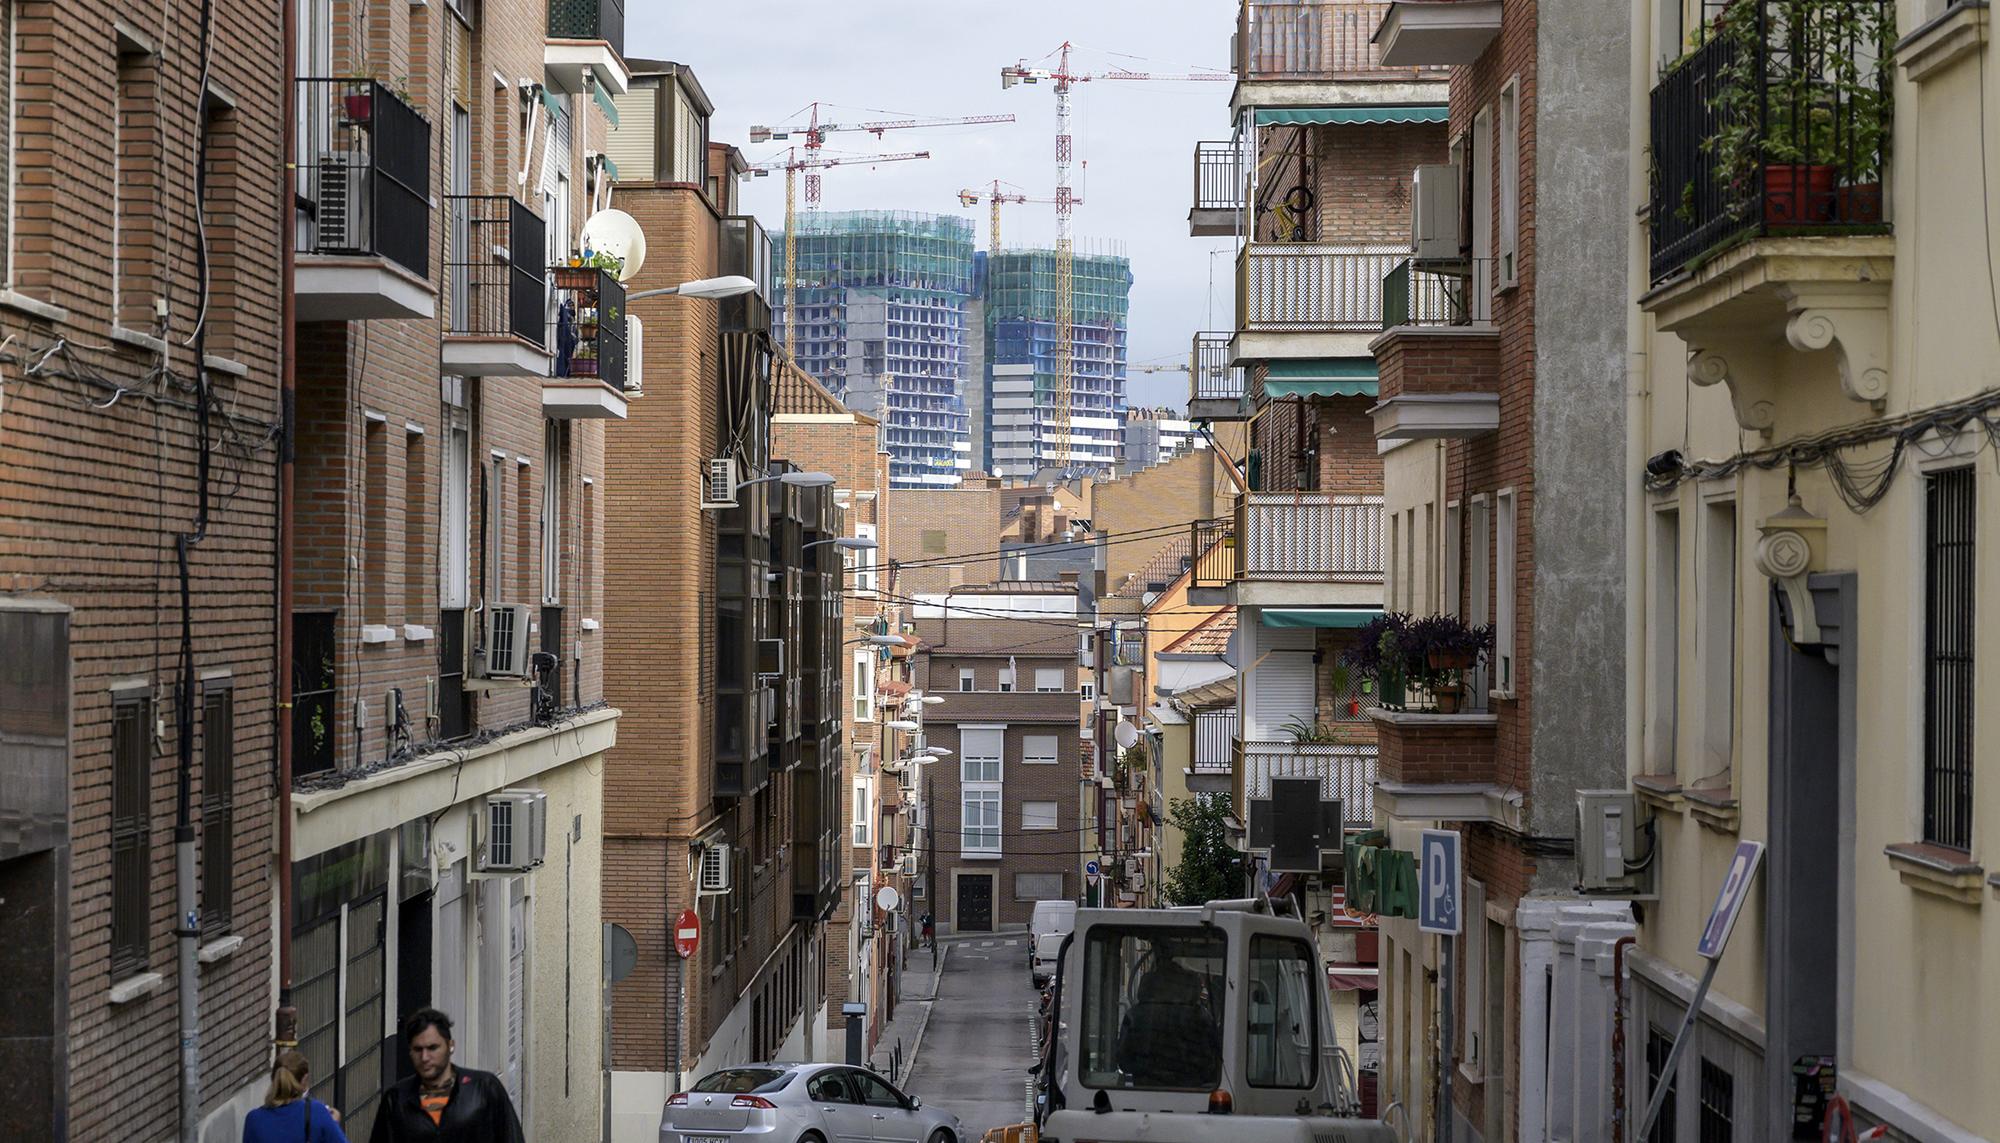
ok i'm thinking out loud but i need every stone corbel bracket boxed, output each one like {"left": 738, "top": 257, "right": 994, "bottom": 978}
{"left": 1777, "top": 281, "right": 1892, "bottom": 407}
{"left": 1756, "top": 495, "right": 1829, "bottom": 646}
{"left": 1687, "top": 340, "right": 1778, "bottom": 435}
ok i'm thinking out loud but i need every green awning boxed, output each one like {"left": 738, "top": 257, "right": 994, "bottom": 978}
{"left": 539, "top": 88, "right": 564, "bottom": 116}
{"left": 1263, "top": 357, "right": 1378, "bottom": 399}
{"left": 1261, "top": 608, "right": 1384, "bottom": 629}
{"left": 599, "top": 155, "right": 619, "bottom": 181}
{"left": 1255, "top": 105, "right": 1448, "bottom": 127}
{"left": 590, "top": 76, "right": 620, "bottom": 127}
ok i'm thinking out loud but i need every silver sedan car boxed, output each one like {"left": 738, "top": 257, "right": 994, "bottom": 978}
{"left": 661, "top": 1063, "right": 965, "bottom": 1143}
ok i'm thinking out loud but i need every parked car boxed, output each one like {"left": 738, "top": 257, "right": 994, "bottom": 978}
{"left": 1029, "top": 930, "right": 1064, "bottom": 989}
{"left": 1030, "top": 900, "right": 1077, "bottom": 940}
{"left": 662, "top": 1063, "right": 964, "bottom": 1143}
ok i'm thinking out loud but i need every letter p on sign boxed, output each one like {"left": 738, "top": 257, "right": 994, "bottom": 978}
{"left": 1418, "top": 829, "right": 1462, "bottom": 936}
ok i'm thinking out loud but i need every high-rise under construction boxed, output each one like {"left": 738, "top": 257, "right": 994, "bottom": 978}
{"left": 980, "top": 247, "right": 1132, "bottom": 479}
{"left": 772, "top": 211, "right": 976, "bottom": 488}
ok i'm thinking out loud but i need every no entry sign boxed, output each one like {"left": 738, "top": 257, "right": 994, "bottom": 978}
{"left": 674, "top": 909, "right": 701, "bottom": 960}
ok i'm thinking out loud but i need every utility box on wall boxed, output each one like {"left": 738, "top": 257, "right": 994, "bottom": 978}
{"left": 1576, "top": 790, "right": 1651, "bottom": 896}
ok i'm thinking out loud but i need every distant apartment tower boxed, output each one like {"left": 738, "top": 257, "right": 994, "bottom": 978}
{"left": 981, "top": 249, "right": 1132, "bottom": 479}
{"left": 773, "top": 212, "right": 976, "bottom": 489}
{"left": 1123, "top": 406, "right": 1205, "bottom": 471}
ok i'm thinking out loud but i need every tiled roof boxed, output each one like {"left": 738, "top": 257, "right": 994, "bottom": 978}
{"left": 929, "top": 690, "right": 1081, "bottom": 724}
{"left": 1161, "top": 608, "right": 1236, "bottom": 656}
{"left": 912, "top": 618, "right": 1076, "bottom": 657}
{"left": 1115, "top": 536, "right": 1193, "bottom": 598}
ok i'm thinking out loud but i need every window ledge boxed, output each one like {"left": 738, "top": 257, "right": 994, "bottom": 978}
{"left": 198, "top": 935, "right": 245, "bottom": 964}
{"left": 1632, "top": 774, "right": 1686, "bottom": 814}
{"left": 1457, "top": 1060, "right": 1485, "bottom": 1087}
{"left": 110, "top": 325, "right": 169, "bottom": 355}
{"left": 1898, "top": 1, "right": 1988, "bottom": 83}
{"left": 202, "top": 355, "right": 250, "bottom": 378}
{"left": 1684, "top": 786, "right": 1741, "bottom": 833}
{"left": 961, "top": 852, "right": 1004, "bottom": 862}
{"left": 109, "top": 972, "right": 166, "bottom": 1005}
{"left": 361, "top": 624, "right": 399, "bottom": 645}
{"left": 1884, "top": 842, "right": 1984, "bottom": 906}
{"left": 402, "top": 623, "right": 434, "bottom": 643}
{"left": 0, "top": 288, "right": 67, "bottom": 323}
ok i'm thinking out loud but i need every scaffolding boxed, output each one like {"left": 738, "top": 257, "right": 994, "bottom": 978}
{"left": 980, "top": 247, "right": 1132, "bottom": 479}
{"left": 773, "top": 212, "right": 977, "bottom": 489}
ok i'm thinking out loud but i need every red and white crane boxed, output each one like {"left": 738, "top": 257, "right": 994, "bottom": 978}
{"left": 956, "top": 180, "right": 1080, "bottom": 253}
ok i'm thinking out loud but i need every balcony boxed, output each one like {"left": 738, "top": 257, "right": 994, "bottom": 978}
{"left": 1372, "top": 0, "right": 1503, "bottom": 68}
{"left": 294, "top": 79, "right": 436, "bottom": 321}
{"left": 1234, "top": 243, "right": 1407, "bottom": 362}
{"left": 1189, "top": 142, "right": 1243, "bottom": 237}
{"left": 544, "top": 266, "right": 630, "bottom": 420}
{"left": 1368, "top": 257, "right": 1501, "bottom": 441}
{"left": 1189, "top": 707, "right": 1238, "bottom": 795}
{"left": 1234, "top": 739, "right": 1376, "bottom": 827}
{"left": 1367, "top": 707, "right": 1517, "bottom": 828}
{"left": 1211, "top": 493, "right": 1384, "bottom": 608}
{"left": 1188, "top": 331, "right": 1247, "bottom": 420}
{"left": 443, "top": 196, "right": 551, "bottom": 376}
{"left": 544, "top": 0, "right": 629, "bottom": 95}
{"left": 1640, "top": 1, "right": 1895, "bottom": 433}
{"left": 1234, "top": 1, "right": 1449, "bottom": 112}
{"left": 720, "top": 215, "right": 774, "bottom": 334}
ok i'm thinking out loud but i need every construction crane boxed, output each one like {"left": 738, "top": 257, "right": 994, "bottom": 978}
{"left": 747, "top": 147, "right": 935, "bottom": 353}
{"left": 750, "top": 103, "right": 1015, "bottom": 353}
{"left": 1002, "top": 45, "right": 1228, "bottom": 471}
{"left": 955, "top": 181, "right": 1079, "bottom": 253}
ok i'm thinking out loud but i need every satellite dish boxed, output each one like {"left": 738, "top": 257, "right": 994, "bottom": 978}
{"left": 875, "top": 885, "right": 901, "bottom": 913}
{"left": 1114, "top": 720, "right": 1142, "bottom": 751}
{"left": 580, "top": 209, "right": 647, "bottom": 283}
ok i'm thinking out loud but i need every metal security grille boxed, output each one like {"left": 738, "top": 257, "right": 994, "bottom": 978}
{"left": 1191, "top": 331, "right": 1244, "bottom": 402}
{"left": 1192, "top": 707, "right": 1237, "bottom": 774}
{"left": 201, "top": 687, "right": 234, "bottom": 938}
{"left": 1237, "top": 493, "right": 1384, "bottom": 580}
{"left": 1698, "top": 1056, "right": 1735, "bottom": 1143}
{"left": 1645, "top": 1026, "right": 1678, "bottom": 1143}
{"left": 1238, "top": 1, "right": 1428, "bottom": 80}
{"left": 110, "top": 695, "right": 152, "bottom": 978}
{"left": 1192, "top": 142, "right": 1241, "bottom": 212}
{"left": 293, "top": 611, "right": 337, "bottom": 775}
{"left": 1924, "top": 466, "right": 1975, "bottom": 850}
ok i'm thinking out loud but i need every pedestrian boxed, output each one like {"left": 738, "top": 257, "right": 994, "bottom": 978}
{"left": 369, "top": 1007, "right": 525, "bottom": 1143}
{"left": 243, "top": 1050, "right": 348, "bottom": 1143}
{"left": 920, "top": 911, "right": 934, "bottom": 948}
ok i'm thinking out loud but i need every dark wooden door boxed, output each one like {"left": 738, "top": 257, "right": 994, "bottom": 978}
{"left": 956, "top": 874, "right": 992, "bottom": 932}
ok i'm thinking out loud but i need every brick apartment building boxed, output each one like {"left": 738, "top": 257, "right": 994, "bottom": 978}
{"left": 913, "top": 585, "right": 1085, "bottom": 934}
{"left": 599, "top": 61, "right": 842, "bottom": 1138}
{"left": 0, "top": 0, "right": 287, "bottom": 1135}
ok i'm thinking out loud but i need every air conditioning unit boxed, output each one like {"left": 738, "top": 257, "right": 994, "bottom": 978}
{"left": 481, "top": 604, "right": 535, "bottom": 678}
{"left": 701, "top": 457, "right": 739, "bottom": 509}
{"left": 1411, "top": 164, "right": 1465, "bottom": 264}
{"left": 698, "top": 843, "right": 734, "bottom": 894}
{"left": 757, "top": 637, "right": 785, "bottom": 677}
{"left": 896, "top": 853, "right": 916, "bottom": 877}
{"left": 1577, "top": 790, "right": 1653, "bottom": 896}
{"left": 315, "top": 152, "right": 371, "bottom": 251}
{"left": 478, "top": 790, "right": 548, "bottom": 872}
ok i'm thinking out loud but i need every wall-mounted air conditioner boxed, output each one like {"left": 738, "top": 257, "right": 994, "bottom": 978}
{"left": 701, "top": 457, "right": 739, "bottom": 509}
{"left": 480, "top": 604, "right": 535, "bottom": 678}
{"left": 478, "top": 789, "right": 548, "bottom": 872}
{"left": 1411, "top": 164, "right": 1465, "bottom": 264}
{"left": 1576, "top": 790, "right": 1654, "bottom": 897}
{"left": 698, "top": 843, "right": 734, "bottom": 894}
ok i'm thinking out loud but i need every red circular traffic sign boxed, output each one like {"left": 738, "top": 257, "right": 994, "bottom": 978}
{"left": 674, "top": 909, "right": 701, "bottom": 960}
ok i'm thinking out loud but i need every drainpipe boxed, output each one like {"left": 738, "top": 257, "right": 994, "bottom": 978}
{"left": 1611, "top": 935, "right": 1636, "bottom": 1143}
{"left": 274, "top": 0, "right": 299, "bottom": 1054}
{"left": 1626, "top": 0, "right": 1654, "bottom": 788}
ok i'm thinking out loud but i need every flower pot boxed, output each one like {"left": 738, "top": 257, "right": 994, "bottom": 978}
{"left": 1764, "top": 164, "right": 1838, "bottom": 225}
{"left": 1378, "top": 676, "right": 1405, "bottom": 711}
{"left": 1836, "top": 182, "right": 1884, "bottom": 224}
{"left": 342, "top": 93, "right": 373, "bottom": 122}
{"left": 1433, "top": 685, "right": 1463, "bottom": 715}
{"left": 553, "top": 267, "right": 600, "bottom": 292}
{"left": 1426, "top": 650, "right": 1477, "bottom": 671}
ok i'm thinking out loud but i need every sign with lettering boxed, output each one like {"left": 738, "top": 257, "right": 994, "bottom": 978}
{"left": 1418, "top": 829, "right": 1463, "bottom": 935}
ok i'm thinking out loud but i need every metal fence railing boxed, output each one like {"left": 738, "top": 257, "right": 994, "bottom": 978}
{"left": 295, "top": 78, "right": 432, "bottom": 279}
{"left": 446, "top": 195, "right": 547, "bottom": 346}
{"left": 1238, "top": 740, "right": 1376, "bottom": 822}
{"left": 1381, "top": 257, "right": 1495, "bottom": 327}
{"left": 1189, "top": 518, "right": 1237, "bottom": 590}
{"left": 1193, "top": 707, "right": 1239, "bottom": 774}
{"left": 1237, "top": 492, "right": 1383, "bottom": 581}
{"left": 550, "top": 266, "right": 629, "bottom": 391}
{"left": 1238, "top": 244, "right": 1410, "bottom": 331}
{"left": 547, "top": 0, "right": 624, "bottom": 53}
{"left": 1193, "top": 141, "right": 1243, "bottom": 213}
{"left": 1237, "top": 1, "right": 1440, "bottom": 81}
{"left": 1191, "top": 330, "right": 1245, "bottom": 403}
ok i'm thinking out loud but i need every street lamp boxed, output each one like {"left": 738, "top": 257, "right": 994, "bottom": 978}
{"left": 885, "top": 720, "right": 921, "bottom": 731}
{"left": 737, "top": 470, "right": 836, "bottom": 492}
{"left": 805, "top": 536, "right": 878, "bottom": 551}
{"left": 626, "top": 275, "right": 759, "bottom": 302}
{"left": 846, "top": 634, "right": 906, "bottom": 648}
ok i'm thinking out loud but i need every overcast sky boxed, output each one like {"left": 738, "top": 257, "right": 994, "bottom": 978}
{"left": 636, "top": 1, "right": 1240, "bottom": 412}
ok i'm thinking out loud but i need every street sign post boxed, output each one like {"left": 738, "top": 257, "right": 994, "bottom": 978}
{"left": 1640, "top": 840, "right": 1765, "bottom": 1139}
{"left": 1418, "top": 829, "right": 1463, "bottom": 1143}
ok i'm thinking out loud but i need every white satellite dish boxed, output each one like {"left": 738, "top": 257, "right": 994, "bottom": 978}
{"left": 875, "top": 885, "right": 901, "bottom": 913}
{"left": 1114, "top": 720, "right": 1142, "bottom": 751}
{"left": 580, "top": 209, "right": 647, "bottom": 283}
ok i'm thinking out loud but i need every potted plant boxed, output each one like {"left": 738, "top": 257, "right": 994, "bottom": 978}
{"left": 341, "top": 86, "right": 373, "bottom": 123}
{"left": 1403, "top": 614, "right": 1493, "bottom": 714}
{"left": 1340, "top": 612, "right": 1414, "bottom": 711}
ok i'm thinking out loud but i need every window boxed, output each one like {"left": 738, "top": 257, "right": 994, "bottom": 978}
{"left": 1080, "top": 927, "right": 1225, "bottom": 1090}
{"left": 962, "top": 790, "right": 1002, "bottom": 854}
{"left": 1460, "top": 880, "right": 1485, "bottom": 1067}
{"left": 1924, "top": 466, "right": 1976, "bottom": 849}
{"left": 1246, "top": 936, "right": 1317, "bottom": 1089}
{"left": 958, "top": 668, "right": 974, "bottom": 693}
{"left": 962, "top": 727, "right": 1003, "bottom": 854}
{"left": 1022, "top": 801, "right": 1058, "bottom": 830}
{"left": 998, "top": 665, "right": 1015, "bottom": 692}
{"left": 1697, "top": 499, "right": 1736, "bottom": 786}
{"left": 1443, "top": 501, "right": 1462, "bottom": 616}
{"left": 1470, "top": 104, "right": 1494, "bottom": 320}
{"left": 292, "top": 611, "right": 337, "bottom": 775}
{"left": 1499, "top": 78, "right": 1520, "bottom": 287}
{"left": 115, "top": 42, "right": 159, "bottom": 331}
{"left": 1645, "top": 1026, "right": 1678, "bottom": 1143}
{"left": 961, "top": 729, "right": 1002, "bottom": 782}
{"left": 1386, "top": 512, "right": 1400, "bottom": 609}
{"left": 1698, "top": 1057, "right": 1734, "bottom": 1142}
{"left": 852, "top": 649, "right": 873, "bottom": 722}
{"left": 201, "top": 684, "right": 234, "bottom": 938}
{"left": 1469, "top": 496, "right": 1492, "bottom": 693}
{"left": 1080, "top": 680, "right": 1094, "bottom": 701}
{"left": 1022, "top": 734, "right": 1058, "bottom": 766}
{"left": 111, "top": 689, "right": 152, "bottom": 978}
{"left": 541, "top": 421, "right": 567, "bottom": 605}
{"left": 1034, "top": 667, "right": 1063, "bottom": 692}
{"left": 487, "top": 452, "right": 507, "bottom": 604}
{"left": 1494, "top": 490, "right": 1516, "bottom": 693}
{"left": 1648, "top": 508, "right": 1680, "bottom": 775}
{"left": 404, "top": 426, "right": 428, "bottom": 620}
{"left": 442, "top": 425, "right": 471, "bottom": 608}
{"left": 852, "top": 778, "right": 871, "bottom": 847}
{"left": 1014, "top": 873, "right": 1064, "bottom": 901}
{"left": 364, "top": 418, "right": 388, "bottom": 621}
{"left": 854, "top": 523, "right": 878, "bottom": 593}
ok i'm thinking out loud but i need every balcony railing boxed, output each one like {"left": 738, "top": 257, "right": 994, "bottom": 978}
{"left": 296, "top": 79, "right": 433, "bottom": 279}
{"left": 1237, "top": 1, "right": 1435, "bottom": 81}
{"left": 721, "top": 215, "right": 774, "bottom": 333}
{"left": 1647, "top": 0, "right": 1893, "bottom": 283}
{"left": 550, "top": 266, "right": 628, "bottom": 390}
{"left": 1236, "top": 492, "right": 1383, "bottom": 581}
{"left": 1237, "top": 739, "right": 1376, "bottom": 822}
{"left": 1193, "top": 141, "right": 1243, "bottom": 213}
{"left": 1191, "top": 331, "right": 1245, "bottom": 402}
{"left": 1238, "top": 244, "right": 1409, "bottom": 332}
{"left": 1381, "top": 257, "right": 1494, "bottom": 328}
{"left": 547, "top": 0, "right": 624, "bottom": 53}
{"left": 1190, "top": 518, "right": 1237, "bottom": 590}
{"left": 1193, "top": 707, "right": 1239, "bottom": 775}
{"left": 445, "top": 195, "right": 547, "bottom": 346}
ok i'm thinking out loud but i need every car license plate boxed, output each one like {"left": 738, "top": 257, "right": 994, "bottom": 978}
{"left": 684, "top": 1135, "right": 731, "bottom": 1143}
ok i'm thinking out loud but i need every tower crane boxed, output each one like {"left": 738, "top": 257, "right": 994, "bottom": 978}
{"left": 1001, "top": 44, "right": 1228, "bottom": 471}
{"left": 747, "top": 147, "right": 935, "bottom": 353}
{"left": 750, "top": 103, "right": 1015, "bottom": 353}
{"left": 955, "top": 180, "right": 1079, "bottom": 253}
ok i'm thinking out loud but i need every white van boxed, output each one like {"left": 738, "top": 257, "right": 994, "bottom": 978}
{"left": 1030, "top": 899, "right": 1077, "bottom": 939}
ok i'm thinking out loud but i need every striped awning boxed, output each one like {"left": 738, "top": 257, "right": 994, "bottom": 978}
{"left": 1260, "top": 607, "right": 1384, "bottom": 629}
{"left": 590, "top": 75, "right": 620, "bottom": 127}
{"left": 1263, "top": 358, "right": 1378, "bottom": 400}
{"left": 1255, "top": 105, "right": 1448, "bottom": 127}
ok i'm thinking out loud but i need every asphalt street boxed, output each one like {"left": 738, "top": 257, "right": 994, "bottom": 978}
{"left": 901, "top": 936, "right": 1039, "bottom": 1138}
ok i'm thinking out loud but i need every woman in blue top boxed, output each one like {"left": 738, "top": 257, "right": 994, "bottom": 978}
{"left": 243, "top": 1050, "right": 349, "bottom": 1143}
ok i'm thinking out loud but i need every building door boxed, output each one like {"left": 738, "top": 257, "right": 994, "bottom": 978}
{"left": 396, "top": 890, "right": 433, "bottom": 1081}
{"left": 955, "top": 874, "right": 992, "bottom": 933}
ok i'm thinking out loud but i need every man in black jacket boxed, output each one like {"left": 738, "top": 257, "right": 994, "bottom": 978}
{"left": 370, "top": 1008, "right": 526, "bottom": 1143}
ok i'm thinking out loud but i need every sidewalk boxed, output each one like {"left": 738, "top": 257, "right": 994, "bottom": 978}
{"left": 869, "top": 941, "right": 948, "bottom": 1084}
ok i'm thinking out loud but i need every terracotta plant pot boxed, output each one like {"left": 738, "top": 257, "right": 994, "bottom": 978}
{"left": 342, "top": 93, "right": 373, "bottom": 122}
{"left": 1764, "top": 164, "right": 1838, "bottom": 225}
{"left": 1433, "top": 685, "right": 1463, "bottom": 716}
{"left": 1836, "top": 182, "right": 1884, "bottom": 224}
{"left": 1426, "top": 650, "right": 1477, "bottom": 671}
{"left": 553, "top": 267, "right": 600, "bottom": 292}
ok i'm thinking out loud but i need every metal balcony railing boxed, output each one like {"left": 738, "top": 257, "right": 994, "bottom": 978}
{"left": 1193, "top": 141, "right": 1244, "bottom": 213}
{"left": 1237, "top": 739, "right": 1376, "bottom": 822}
{"left": 549, "top": 266, "right": 628, "bottom": 390}
{"left": 1647, "top": 0, "right": 1892, "bottom": 283}
{"left": 445, "top": 195, "right": 547, "bottom": 346}
{"left": 1381, "top": 257, "right": 1494, "bottom": 327}
{"left": 1237, "top": 244, "right": 1409, "bottom": 332}
{"left": 1192, "top": 707, "right": 1238, "bottom": 775}
{"left": 721, "top": 215, "right": 774, "bottom": 333}
{"left": 1236, "top": 493, "right": 1383, "bottom": 581}
{"left": 1191, "top": 331, "right": 1245, "bottom": 403}
{"left": 547, "top": 0, "right": 624, "bottom": 53}
{"left": 1190, "top": 518, "right": 1237, "bottom": 590}
{"left": 1237, "top": 1, "right": 1438, "bottom": 81}
{"left": 295, "top": 79, "right": 433, "bottom": 279}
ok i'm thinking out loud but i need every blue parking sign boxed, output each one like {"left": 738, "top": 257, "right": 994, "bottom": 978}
{"left": 1418, "top": 829, "right": 1462, "bottom": 935}
{"left": 1697, "top": 841, "right": 1764, "bottom": 959}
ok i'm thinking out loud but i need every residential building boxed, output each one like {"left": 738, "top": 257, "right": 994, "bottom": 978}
{"left": 0, "top": 0, "right": 286, "bottom": 1135}
{"left": 1622, "top": 0, "right": 1998, "bottom": 1137}
{"left": 982, "top": 248, "right": 1133, "bottom": 479}
{"left": 773, "top": 212, "right": 977, "bottom": 489}
{"left": 1121, "top": 406, "right": 1207, "bottom": 472}
{"left": 886, "top": 473, "right": 1007, "bottom": 595}
{"left": 600, "top": 63, "right": 841, "bottom": 1140}
{"left": 913, "top": 585, "right": 1086, "bottom": 933}
{"left": 1091, "top": 444, "right": 1241, "bottom": 592}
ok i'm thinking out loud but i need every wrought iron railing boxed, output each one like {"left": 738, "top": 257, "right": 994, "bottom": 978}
{"left": 1647, "top": 0, "right": 1893, "bottom": 283}
{"left": 1191, "top": 331, "right": 1245, "bottom": 403}
{"left": 1238, "top": 244, "right": 1410, "bottom": 331}
{"left": 446, "top": 195, "right": 547, "bottom": 346}
{"left": 549, "top": 266, "right": 628, "bottom": 390}
{"left": 1192, "top": 707, "right": 1238, "bottom": 774}
{"left": 1189, "top": 518, "right": 1237, "bottom": 589}
{"left": 547, "top": 0, "right": 624, "bottom": 54}
{"left": 1237, "top": 739, "right": 1376, "bottom": 822}
{"left": 295, "top": 79, "right": 432, "bottom": 279}
{"left": 1381, "top": 257, "right": 1494, "bottom": 327}
{"left": 1193, "top": 141, "right": 1243, "bottom": 213}
{"left": 1236, "top": 492, "right": 1383, "bottom": 581}
{"left": 1237, "top": 1, "right": 1438, "bottom": 80}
